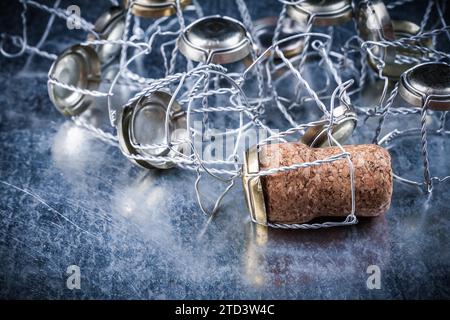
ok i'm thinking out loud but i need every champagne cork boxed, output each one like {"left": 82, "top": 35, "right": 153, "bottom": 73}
{"left": 242, "top": 143, "right": 393, "bottom": 225}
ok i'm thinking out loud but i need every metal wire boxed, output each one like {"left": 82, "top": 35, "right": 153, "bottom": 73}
{"left": 2, "top": 0, "right": 449, "bottom": 229}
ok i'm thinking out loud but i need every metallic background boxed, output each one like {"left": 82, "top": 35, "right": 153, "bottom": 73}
{"left": 0, "top": 0, "right": 449, "bottom": 299}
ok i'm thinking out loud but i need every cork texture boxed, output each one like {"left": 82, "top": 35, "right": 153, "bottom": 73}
{"left": 259, "top": 143, "right": 393, "bottom": 224}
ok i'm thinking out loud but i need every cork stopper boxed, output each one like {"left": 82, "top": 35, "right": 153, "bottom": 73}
{"left": 244, "top": 143, "right": 393, "bottom": 224}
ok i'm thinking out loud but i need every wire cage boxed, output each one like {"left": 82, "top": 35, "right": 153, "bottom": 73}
{"left": 1, "top": 0, "right": 449, "bottom": 229}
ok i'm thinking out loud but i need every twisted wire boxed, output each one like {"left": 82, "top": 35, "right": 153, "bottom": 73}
{"left": 2, "top": 0, "right": 449, "bottom": 229}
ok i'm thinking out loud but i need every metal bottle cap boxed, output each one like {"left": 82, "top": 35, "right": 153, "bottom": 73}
{"left": 178, "top": 15, "right": 252, "bottom": 64}
{"left": 117, "top": 91, "right": 188, "bottom": 169}
{"left": 357, "top": 0, "right": 396, "bottom": 69}
{"left": 301, "top": 104, "right": 357, "bottom": 147}
{"left": 123, "top": 0, "right": 191, "bottom": 19}
{"left": 253, "top": 16, "right": 305, "bottom": 59}
{"left": 287, "top": 0, "right": 353, "bottom": 26}
{"left": 366, "top": 19, "right": 433, "bottom": 79}
{"left": 90, "top": 7, "right": 125, "bottom": 63}
{"left": 48, "top": 45, "right": 101, "bottom": 117}
{"left": 242, "top": 146, "right": 267, "bottom": 225}
{"left": 399, "top": 62, "right": 450, "bottom": 111}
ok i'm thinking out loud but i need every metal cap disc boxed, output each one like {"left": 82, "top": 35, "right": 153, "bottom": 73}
{"left": 117, "top": 91, "right": 188, "bottom": 169}
{"left": 399, "top": 62, "right": 450, "bottom": 111}
{"left": 123, "top": 0, "right": 191, "bottom": 19}
{"left": 358, "top": 0, "right": 396, "bottom": 68}
{"left": 91, "top": 7, "right": 125, "bottom": 63}
{"left": 287, "top": 0, "right": 353, "bottom": 26}
{"left": 253, "top": 16, "right": 305, "bottom": 59}
{"left": 366, "top": 20, "right": 433, "bottom": 79}
{"left": 301, "top": 104, "right": 357, "bottom": 147}
{"left": 48, "top": 45, "right": 101, "bottom": 117}
{"left": 242, "top": 146, "right": 267, "bottom": 225}
{"left": 178, "top": 15, "right": 252, "bottom": 64}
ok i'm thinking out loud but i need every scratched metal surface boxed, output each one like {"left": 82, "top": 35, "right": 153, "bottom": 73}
{"left": 0, "top": 1, "right": 449, "bottom": 299}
